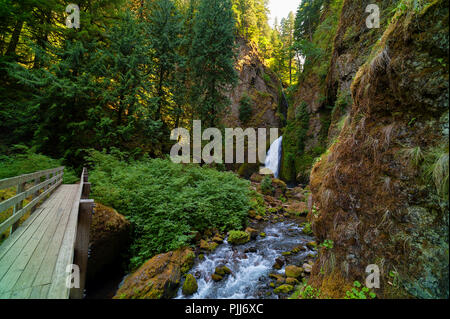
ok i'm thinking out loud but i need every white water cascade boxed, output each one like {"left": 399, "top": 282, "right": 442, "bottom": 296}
{"left": 264, "top": 136, "right": 283, "bottom": 178}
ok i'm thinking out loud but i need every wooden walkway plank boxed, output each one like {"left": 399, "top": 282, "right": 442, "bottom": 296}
{"left": 0, "top": 187, "right": 63, "bottom": 260}
{"left": 0, "top": 167, "right": 93, "bottom": 299}
{"left": 47, "top": 183, "right": 84, "bottom": 299}
{"left": 0, "top": 205, "right": 55, "bottom": 284}
{"left": 33, "top": 185, "right": 78, "bottom": 287}
{"left": 12, "top": 186, "right": 76, "bottom": 291}
{"left": 0, "top": 188, "right": 70, "bottom": 293}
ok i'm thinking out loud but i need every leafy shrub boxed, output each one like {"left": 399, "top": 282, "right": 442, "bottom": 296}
{"left": 320, "top": 239, "right": 334, "bottom": 250}
{"left": 301, "top": 222, "right": 313, "bottom": 235}
{"left": 87, "top": 150, "right": 251, "bottom": 269}
{"left": 260, "top": 176, "right": 274, "bottom": 195}
{"left": 239, "top": 93, "right": 253, "bottom": 123}
{"left": 345, "top": 281, "right": 376, "bottom": 299}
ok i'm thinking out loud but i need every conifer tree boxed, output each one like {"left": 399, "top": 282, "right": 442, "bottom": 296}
{"left": 190, "top": 0, "right": 237, "bottom": 127}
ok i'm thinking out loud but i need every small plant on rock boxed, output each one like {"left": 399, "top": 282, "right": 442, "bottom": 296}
{"left": 260, "top": 176, "right": 274, "bottom": 195}
{"left": 320, "top": 239, "right": 334, "bottom": 250}
{"left": 345, "top": 281, "right": 376, "bottom": 299}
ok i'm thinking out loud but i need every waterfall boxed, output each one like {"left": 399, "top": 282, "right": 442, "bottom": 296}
{"left": 264, "top": 136, "right": 283, "bottom": 178}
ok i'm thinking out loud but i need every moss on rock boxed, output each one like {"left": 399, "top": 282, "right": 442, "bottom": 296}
{"left": 182, "top": 274, "right": 198, "bottom": 296}
{"left": 228, "top": 230, "right": 251, "bottom": 245}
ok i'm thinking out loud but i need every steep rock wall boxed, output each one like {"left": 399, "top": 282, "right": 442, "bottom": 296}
{"left": 309, "top": 0, "right": 449, "bottom": 298}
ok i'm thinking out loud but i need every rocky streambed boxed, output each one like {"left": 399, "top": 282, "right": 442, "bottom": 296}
{"left": 176, "top": 220, "right": 316, "bottom": 299}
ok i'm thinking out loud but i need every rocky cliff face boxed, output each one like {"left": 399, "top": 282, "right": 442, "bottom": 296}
{"left": 307, "top": 0, "right": 449, "bottom": 299}
{"left": 223, "top": 38, "right": 282, "bottom": 129}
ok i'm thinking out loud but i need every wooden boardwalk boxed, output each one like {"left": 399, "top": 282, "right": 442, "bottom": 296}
{"left": 0, "top": 167, "right": 93, "bottom": 299}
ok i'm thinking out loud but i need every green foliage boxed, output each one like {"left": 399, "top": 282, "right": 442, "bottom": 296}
{"left": 0, "top": 150, "right": 78, "bottom": 184}
{"left": 345, "top": 281, "right": 377, "bottom": 299}
{"left": 190, "top": 0, "right": 237, "bottom": 126}
{"left": 239, "top": 93, "right": 253, "bottom": 123}
{"left": 320, "top": 239, "right": 334, "bottom": 250}
{"left": 281, "top": 101, "right": 310, "bottom": 182}
{"left": 300, "top": 284, "right": 321, "bottom": 299}
{"left": 423, "top": 144, "right": 449, "bottom": 199}
{"left": 260, "top": 176, "right": 274, "bottom": 195}
{"left": 87, "top": 150, "right": 251, "bottom": 269}
{"left": 301, "top": 222, "right": 313, "bottom": 236}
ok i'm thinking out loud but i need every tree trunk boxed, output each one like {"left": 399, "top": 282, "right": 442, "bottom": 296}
{"left": 5, "top": 20, "right": 24, "bottom": 57}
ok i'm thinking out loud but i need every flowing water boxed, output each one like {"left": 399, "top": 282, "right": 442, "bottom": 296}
{"left": 264, "top": 136, "right": 283, "bottom": 179}
{"left": 176, "top": 221, "right": 315, "bottom": 299}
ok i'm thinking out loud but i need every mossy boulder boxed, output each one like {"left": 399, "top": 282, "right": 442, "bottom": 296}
{"left": 182, "top": 274, "right": 198, "bottom": 296}
{"left": 113, "top": 248, "right": 194, "bottom": 299}
{"left": 274, "top": 284, "right": 294, "bottom": 294}
{"left": 286, "top": 277, "right": 300, "bottom": 285}
{"left": 88, "top": 203, "right": 131, "bottom": 282}
{"left": 238, "top": 163, "right": 260, "bottom": 179}
{"left": 212, "top": 235, "right": 224, "bottom": 244}
{"left": 228, "top": 230, "right": 250, "bottom": 245}
{"left": 200, "top": 239, "right": 218, "bottom": 252}
{"left": 250, "top": 173, "right": 264, "bottom": 183}
{"left": 285, "top": 265, "right": 303, "bottom": 278}
{"left": 215, "top": 266, "right": 232, "bottom": 276}
{"left": 211, "top": 274, "right": 223, "bottom": 282}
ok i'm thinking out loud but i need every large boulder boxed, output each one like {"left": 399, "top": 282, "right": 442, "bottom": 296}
{"left": 87, "top": 203, "right": 131, "bottom": 282}
{"left": 285, "top": 265, "right": 303, "bottom": 278}
{"left": 113, "top": 248, "right": 195, "bottom": 299}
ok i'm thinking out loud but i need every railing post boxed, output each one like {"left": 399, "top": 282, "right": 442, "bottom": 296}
{"left": 11, "top": 181, "right": 26, "bottom": 234}
{"left": 30, "top": 178, "right": 39, "bottom": 214}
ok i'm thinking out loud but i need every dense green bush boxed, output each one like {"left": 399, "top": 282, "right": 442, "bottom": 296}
{"left": 0, "top": 149, "right": 78, "bottom": 184}
{"left": 87, "top": 150, "right": 251, "bottom": 269}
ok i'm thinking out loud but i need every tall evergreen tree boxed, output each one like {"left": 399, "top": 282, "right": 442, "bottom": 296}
{"left": 190, "top": 0, "right": 237, "bottom": 127}
{"left": 145, "top": 0, "right": 183, "bottom": 123}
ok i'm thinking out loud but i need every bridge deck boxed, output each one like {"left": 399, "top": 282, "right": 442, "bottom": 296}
{"left": 0, "top": 185, "right": 80, "bottom": 299}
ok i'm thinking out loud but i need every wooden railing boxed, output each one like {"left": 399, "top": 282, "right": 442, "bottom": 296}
{"left": 0, "top": 167, "right": 64, "bottom": 235}
{"left": 70, "top": 167, "right": 94, "bottom": 299}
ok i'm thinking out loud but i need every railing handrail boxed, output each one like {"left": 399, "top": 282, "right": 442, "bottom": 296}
{"left": 0, "top": 166, "right": 64, "bottom": 190}
{"left": 0, "top": 166, "right": 65, "bottom": 235}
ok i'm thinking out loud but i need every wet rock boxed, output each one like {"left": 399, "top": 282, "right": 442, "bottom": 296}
{"left": 272, "top": 258, "right": 284, "bottom": 270}
{"left": 274, "top": 284, "right": 294, "bottom": 294}
{"left": 286, "top": 277, "right": 300, "bottom": 285}
{"left": 211, "top": 274, "right": 223, "bottom": 282}
{"left": 182, "top": 274, "right": 198, "bottom": 296}
{"left": 260, "top": 232, "right": 266, "bottom": 238}
{"left": 245, "top": 227, "right": 258, "bottom": 240}
{"left": 306, "top": 241, "right": 317, "bottom": 249}
{"left": 200, "top": 239, "right": 218, "bottom": 252}
{"left": 212, "top": 235, "right": 224, "bottom": 244}
{"left": 244, "top": 247, "right": 257, "bottom": 253}
{"left": 302, "top": 263, "right": 313, "bottom": 273}
{"left": 228, "top": 230, "right": 251, "bottom": 245}
{"left": 215, "top": 266, "right": 232, "bottom": 276}
{"left": 285, "top": 265, "right": 303, "bottom": 278}
{"left": 114, "top": 248, "right": 195, "bottom": 299}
